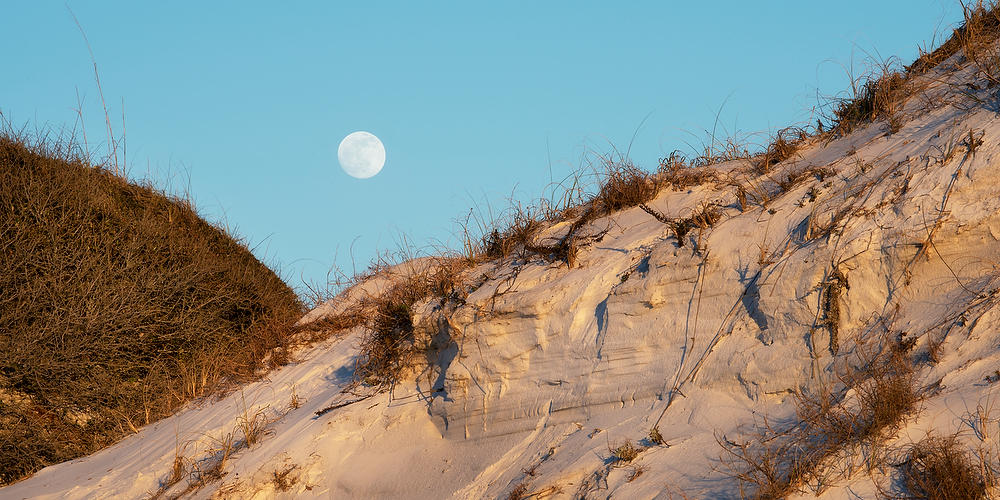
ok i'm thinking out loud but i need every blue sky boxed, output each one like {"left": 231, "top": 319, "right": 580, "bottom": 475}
{"left": 2, "top": 2, "right": 964, "bottom": 296}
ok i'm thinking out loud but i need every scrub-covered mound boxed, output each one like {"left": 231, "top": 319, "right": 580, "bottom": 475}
{"left": 0, "top": 134, "right": 302, "bottom": 484}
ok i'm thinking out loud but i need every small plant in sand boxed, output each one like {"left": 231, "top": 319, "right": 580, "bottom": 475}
{"left": 899, "top": 434, "right": 992, "bottom": 500}
{"left": 648, "top": 426, "right": 665, "bottom": 446}
{"left": 719, "top": 334, "right": 920, "bottom": 499}
{"left": 610, "top": 440, "right": 642, "bottom": 464}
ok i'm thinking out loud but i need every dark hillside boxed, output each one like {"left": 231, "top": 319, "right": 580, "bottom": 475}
{"left": 0, "top": 133, "right": 302, "bottom": 484}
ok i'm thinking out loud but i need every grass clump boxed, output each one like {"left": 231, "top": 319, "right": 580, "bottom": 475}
{"left": 357, "top": 285, "right": 421, "bottom": 386}
{"left": 352, "top": 257, "right": 468, "bottom": 387}
{"left": 826, "top": 2, "right": 1000, "bottom": 136}
{"left": 829, "top": 67, "right": 909, "bottom": 135}
{"left": 657, "top": 152, "right": 722, "bottom": 190}
{"left": 955, "top": 1, "right": 1000, "bottom": 87}
{"left": 458, "top": 152, "right": 726, "bottom": 269}
{"left": 0, "top": 132, "right": 302, "bottom": 484}
{"left": 507, "top": 482, "right": 529, "bottom": 500}
{"left": 899, "top": 435, "right": 991, "bottom": 500}
{"left": 720, "top": 336, "right": 919, "bottom": 499}
{"left": 610, "top": 440, "right": 642, "bottom": 465}
{"left": 648, "top": 426, "right": 665, "bottom": 446}
{"left": 754, "top": 128, "right": 806, "bottom": 173}
{"left": 910, "top": 1, "right": 1000, "bottom": 79}
{"left": 486, "top": 159, "right": 654, "bottom": 268}
{"left": 474, "top": 205, "right": 544, "bottom": 262}
{"left": 272, "top": 464, "right": 299, "bottom": 492}
{"left": 592, "top": 160, "right": 660, "bottom": 216}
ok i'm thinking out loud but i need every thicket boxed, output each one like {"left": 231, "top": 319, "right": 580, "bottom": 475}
{"left": 0, "top": 132, "right": 302, "bottom": 484}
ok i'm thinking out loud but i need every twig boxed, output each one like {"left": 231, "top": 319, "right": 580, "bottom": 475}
{"left": 314, "top": 394, "right": 376, "bottom": 417}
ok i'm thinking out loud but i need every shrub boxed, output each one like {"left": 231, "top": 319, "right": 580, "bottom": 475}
{"left": 507, "top": 482, "right": 529, "bottom": 500}
{"left": 754, "top": 128, "right": 806, "bottom": 173}
{"left": 909, "top": 2, "right": 1000, "bottom": 77}
{"left": 353, "top": 257, "right": 468, "bottom": 387}
{"left": 899, "top": 435, "right": 990, "bottom": 500}
{"left": 593, "top": 160, "right": 660, "bottom": 216}
{"left": 648, "top": 427, "right": 665, "bottom": 446}
{"left": 611, "top": 440, "right": 642, "bottom": 464}
{"left": 0, "top": 132, "right": 302, "bottom": 484}
{"left": 720, "top": 336, "right": 919, "bottom": 499}
{"left": 657, "top": 152, "right": 721, "bottom": 190}
{"left": 830, "top": 68, "right": 908, "bottom": 135}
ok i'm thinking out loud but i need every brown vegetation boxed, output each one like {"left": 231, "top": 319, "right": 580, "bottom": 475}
{"left": 720, "top": 336, "right": 919, "bottom": 499}
{"left": 0, "top": 132, "right": 302, "bottom": 484}
{"left": 593, "top": 160, "right": 661, "bottom": 215}
{"left": 910, "top": 2, "right": 1000, "bottom": 78}
{"left": 640, "top": 201, "right": 722, "bottom": 250}
{"left": 826, "top": 2, "right": 1000, "bottom": 136}
{"left": 829, "top": 67, "right": 909, "bottom": 136}
{"left": 822, "top": 267, "right": 848, "bottom": 355}
{"left": 312, "top": 257, "right": 468, "bottom": 388}
{"left": 898, "top": 434, "right": 992, "bottom": 500}
{"left": 507, "top": 482, "right": 529, "bottom": 500}
{"left": 610, "top": 440, "right": 642, "bottom": 465}
{"left": 754, "top": 128, "right": 806, "bottom": 174}
{"left": 272, "top": 464, "right": 299, "bottom": 492}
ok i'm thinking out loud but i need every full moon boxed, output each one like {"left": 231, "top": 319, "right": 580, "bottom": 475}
{"left": 338, "top": 131, "right": 386, "bottom": 179}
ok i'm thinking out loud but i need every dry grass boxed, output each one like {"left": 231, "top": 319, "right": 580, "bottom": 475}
{"left": 287, "top": 386, "right": 302, "bottom": 410}
{"left": 830, "top": 65, "right": 909, "bottom": 136}
{"left": 236, "top": 403, "right": 269, "bottom": 447}
{"left": 734, "top": 184, "right": 749, "bottom": 211}
{"left": 754, "top": 128, "right": 807, "bottom": 174}
{"left": 192, "top": 431, "right": 236, "bottom": 485}
{"left": 460, "top": 200, "right": 548, "bottom": 263}
{"left": 910, "top": 1, "right": 1000, "bottom": 82}
{"left": 956, "top": 1, "right": 1000, "bottom": 87}
{"left": 481, "top": 158, "right": 656, "bottom": 268}
{"left": 507, "top": 482, "right": 529, "bottom": 500}
{"left": 775, "top": 165, "right": 837, "bottom": 193}
{"left": 480, "top": 213, "right": 542, "bottom": 262}
{"left": 296, "top": 241, "right": 473, "bottom": 388}
{"left": 898, "top": 435, "right": 991, "bottom": 500}
{"left": 272, "top": 464, "right": 299, "bottom": 492}
{"left": 151, "top": 403, "right": 275, "bottom": 497}
{"left": 351, "top": 257, "right": 468, "bottom": 387}
{"left": 296, "top": 248, "right": 474, "bottom": 390}
{"left": 640, "top": 201, "right": 722, "bottom": 249}
{"left": 443, "top": 1, "right": 1000, "bottom": 277}
{"left": 649, "top": 427, "right": 665, "bottom": 446}
{"left": 453, "top": 151, "right": 726, "bottom": 271}
{"left": 626, "top": 464, "right": 647, "bottom": 482}
{"left": 592, "top": 160, "right": 661, "bottom": 215}
{"left": 165, "top": 454, "right": 186, "bottom": 492}
{"left": 720, "top": 336, "right": 920, "bottom": 499}
{"left": 0, "top": 131, "right": 302, "bottom": 484}
{"left": 824, "top": 2, "right": 1000, "bottom": 137}
{"left": 658, "top": 151, "right": 723, "bottom": 189}
{"left": 822, "top": 268, "right": 848, "bottom": 355}
{"left": 610, "top": 440, "right": 642, "bottom": 465}
{"left": 291, "top": 304, "right": 366, "bottom": 341}
{"left": 357, "top": 282, "right": 422, "bottom": 385}
{"left": 691, "top": 134, "right": 752, "bottom": 167}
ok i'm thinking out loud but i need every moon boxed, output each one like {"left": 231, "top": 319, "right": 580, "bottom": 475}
{"left": 338, "top": 131, "right": 386, "bottom": 179}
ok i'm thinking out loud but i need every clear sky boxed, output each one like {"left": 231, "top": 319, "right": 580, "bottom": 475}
{"left": 2, "top": 2, "right": 965, "bottom": 296}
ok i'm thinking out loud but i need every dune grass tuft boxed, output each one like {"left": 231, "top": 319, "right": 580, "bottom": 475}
{"left": 719, "top": 336, "right": 919, "bottom": 499}
{"left": 899, "top": 434, "right": 991, "bottom": 500}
